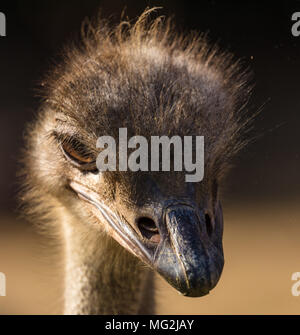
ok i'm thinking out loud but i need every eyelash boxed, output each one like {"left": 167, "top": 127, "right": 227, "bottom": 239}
{"left": 54, "top": 133, "right": 98, "bottom": 173}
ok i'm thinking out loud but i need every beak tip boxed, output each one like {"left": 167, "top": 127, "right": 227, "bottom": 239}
{"left": 183, "top": 290, "right": 210, "bottom": 298}
{"left": 180, "top": 283, "right": 211, "bottom": 297}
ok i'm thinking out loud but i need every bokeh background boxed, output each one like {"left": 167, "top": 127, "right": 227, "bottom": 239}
{"left": 0, "top": 0, "right": 299, "bottom": 314}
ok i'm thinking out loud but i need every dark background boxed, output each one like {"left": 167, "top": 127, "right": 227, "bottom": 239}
{"left": 0, "top": 0, "right": 299, "bottom": 215}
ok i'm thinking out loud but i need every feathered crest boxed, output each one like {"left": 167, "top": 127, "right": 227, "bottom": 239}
{"left": 21, "top": 7, "right": 254, "bottom": 224}
{"left": 38, "top": 7, "right": 253, "bottom": 179}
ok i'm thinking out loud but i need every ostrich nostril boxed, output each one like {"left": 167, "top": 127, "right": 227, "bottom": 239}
{"left": 205, "top": 213, "right": 214, "bottom": 237}
{"left": 137, "top": 217, "right": 160, "bottom": 244}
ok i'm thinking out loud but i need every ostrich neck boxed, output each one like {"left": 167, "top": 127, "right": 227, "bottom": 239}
{"left": 62, "top": 216, "right": 154, "bottom": 315}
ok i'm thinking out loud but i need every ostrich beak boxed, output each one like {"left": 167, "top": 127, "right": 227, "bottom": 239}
{"left": 69, "top": 181, "right": 224, "bottom": 297}
{"left": 153, "top": 204, "right": 224, "bottom": 297}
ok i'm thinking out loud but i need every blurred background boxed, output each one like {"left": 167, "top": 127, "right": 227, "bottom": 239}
{"left": 0, "top": 0, "right": 299, "bottom": 314}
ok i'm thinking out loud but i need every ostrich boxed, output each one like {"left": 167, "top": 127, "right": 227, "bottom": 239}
{"left": 21, "top": 9, "right": 252, "bottom": 314}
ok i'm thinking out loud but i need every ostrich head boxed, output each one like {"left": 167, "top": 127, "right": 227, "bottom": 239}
{"left": 23, "top": 10, "right": 251, "bottom": 298}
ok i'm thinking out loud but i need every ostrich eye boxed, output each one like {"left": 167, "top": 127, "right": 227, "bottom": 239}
{"left": 58, "top": 137, "right": 97, "bottom": 172}
{"left": 62, "top": 141, "right": 93, "bottom": 163}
